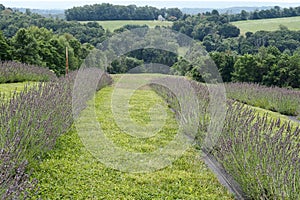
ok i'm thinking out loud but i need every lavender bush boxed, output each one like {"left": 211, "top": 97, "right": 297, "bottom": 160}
{"left": 214, "top": 101, "right": 300, "bottom": 199}
{"left": 152, "top": 78, "right": 300, "bottom": 199}
{"left": 0, "top": 68, "right": 112, "bottom": 199}
{"left": 226, "top": 82, "right": 300, "bottom": 118}
{"left": 149, "top": 77, "right": 210, "bottom": 144}
{"left": 0, "top": 61, "right": 57, "bottom": 84}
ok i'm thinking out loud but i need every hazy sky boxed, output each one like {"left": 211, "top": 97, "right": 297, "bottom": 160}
{"left": 2, "top": 0, "right": 300, "bottom": 9}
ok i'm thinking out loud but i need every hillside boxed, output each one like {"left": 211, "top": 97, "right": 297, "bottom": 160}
{"left": 232, "top": 16, "right": 300, "bottom": 35}
{"left": 181, "top": 6, "right": 274, "bottom": 15}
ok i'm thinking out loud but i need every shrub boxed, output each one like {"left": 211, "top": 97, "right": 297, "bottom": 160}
{"left": 0, "top": 61, "right": 57, "bottom": 84}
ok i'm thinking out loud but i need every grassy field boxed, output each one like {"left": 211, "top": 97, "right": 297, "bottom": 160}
{"left": 30, "top": 78, "right": 233, "bottom": 199}
{"left": 80, "top": 20, "right": 173, "bottom": 31}
{"left": 231, "top": 16, "right": 300, "bottom": 35}
{"left": 0, "top": 82, "right": 36, "bottom": 101}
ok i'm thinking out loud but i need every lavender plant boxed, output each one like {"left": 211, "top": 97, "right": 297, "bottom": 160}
{"left": 149, "top": 76, "right": 210, "bottom": 144}
{"left": 214, "top": 101, "right": 300, "bottom": 199}
{"left": 0, "top": 68, "right": 112, "bottom": 199}
{"left": 0, "top": 61, "right": 57, "bottom": 84}
{"left": 226, "top": 82, "right": 300, "bottom": 118}
{"left": 152, "top": 78, "right": 300, "bottom": 199}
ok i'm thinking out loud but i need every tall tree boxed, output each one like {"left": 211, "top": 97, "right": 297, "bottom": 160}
{"left": 0, "top": 31, "right": 10, "bottom": 60}
{"left": 12, "top": 28, "right": 40, "bottom": 64}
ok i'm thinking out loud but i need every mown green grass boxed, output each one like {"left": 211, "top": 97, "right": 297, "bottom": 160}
{"left": 231, "top": 16, "right": 300, "bottom": 35}
{"left": 30, "top": 82, "right": 233, "bottom": 199}
{"left": 250, "top": 104, "right": 300, "bottom": 125}
{"left": 80, "top": 20, "right": 173, "bottom": 31}
{"left": 0, "top": 82, "right": 36, "bottom": 101}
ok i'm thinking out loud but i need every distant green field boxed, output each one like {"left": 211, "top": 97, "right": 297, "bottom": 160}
{"left": 80, "top": 20, "right": 173, "bottom": 31}
{"left": 231, "top": 16, "right": 300, "bottom": 35}
{"left": 0, "top": 82, "right": 31, "bottom": 98}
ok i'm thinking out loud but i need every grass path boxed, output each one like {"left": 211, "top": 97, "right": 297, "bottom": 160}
{"left": 30, "top": 83, "right": 233, "bottom": 199}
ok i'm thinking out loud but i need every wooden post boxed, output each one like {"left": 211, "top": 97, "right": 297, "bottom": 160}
{"left": 65, "top": 47, "right": 69, "bottom": 75}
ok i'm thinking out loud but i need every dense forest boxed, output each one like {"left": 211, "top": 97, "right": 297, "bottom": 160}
{"left": 65, "top": 3, "right": 183, "bottom": 21}
{"left": 0, "top": 6, "right": 106, "bottom": 46}
{"left": 1, "top": 3, "right": 300, "bottom": 87}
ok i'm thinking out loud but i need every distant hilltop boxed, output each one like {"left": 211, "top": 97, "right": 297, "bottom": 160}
{"left": 182, "top": 6, "right": 275, "bottom": 15}
{"left": 2, "top": 1, "right": 300, "bottom": 10}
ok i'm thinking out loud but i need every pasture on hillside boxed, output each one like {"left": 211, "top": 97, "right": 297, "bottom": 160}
{"left": 80, "top": 20, "right": 173, "bottom": 31}
{"left": 231, "top": 16, "right": 300, "bottom": 35}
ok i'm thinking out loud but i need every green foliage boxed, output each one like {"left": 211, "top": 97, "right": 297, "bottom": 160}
{"left": 12, "top": 28, "right": 39, "bottom": 64}
{"left": 109, "top": 56, "right": 144, "bottom": 74}
{"left": 0, "top": 9, "right": 106, "bottom": 46}
{"left": 65, "top": 3, "right": 182, "bottom": 21}
{"left": 171, "top": 57, "right": 192, "bottom": 76}
{"left": 232, "top": 54, "right": 260, "bottom": 82}
{"left": 210, "top": 51, "right": 237, "bottom": 82}
{"left": 127, "top": 48, "right": 178, "bottom": 68}
{"left": 231, "top": 46, "right": 300, "bottom": 88}
{"left": 1, "top": 26, "right": 91, "bottom": 76}
{"left": 0, "top": 30, "right": 10, "bottom": 60}
{"left": 217, "top": 23, "right": 240, "bottom": 38}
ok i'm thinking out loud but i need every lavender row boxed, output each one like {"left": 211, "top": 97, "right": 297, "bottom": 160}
{"left": 0, "top": 68, "right": 112, "bottom": 199}
{"left": 0, "top": 61, "right": 57, "bottom": 84}
{"left": 151, "top": 77, "right": 299, "bottom": 199}
{"left": 214, "top": 101, "right": 300, "bottom": 199}
{"left": 226, "top": 82, "right": 300, "bottom": 117}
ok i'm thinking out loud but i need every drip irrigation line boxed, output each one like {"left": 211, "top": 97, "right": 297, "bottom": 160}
{"left": 202, "top": 148, "right": 249, "bottom": 200}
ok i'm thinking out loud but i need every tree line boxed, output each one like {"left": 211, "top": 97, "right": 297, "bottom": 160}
{"left": 0, "top": 27, "right": 90, "bottom": 75}
{"left": 1, "top": 3, "right": 300, "bottom": 88}
{"left": 0, "top": 6, "right": 106, "bottom": 46}
{"left": 228, "top": 6, "right": 300, "bottom": 21}
{"left": 65, "top": 3, "right": 183, "bottom": 21}
{"left": 171, "top": 45, "right": 300, "bottom": 88}
{"left": 173, "top": 8, "right": 300, "bottom": 53}
{"left": 170, "top": 10, "right": 300, "bottom": 88}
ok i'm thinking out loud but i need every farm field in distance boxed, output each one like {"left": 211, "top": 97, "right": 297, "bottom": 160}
{"left": 80, "top": 20, "right": 173, "bottom": 31}
{"left": 231, "top": 16, "right": 300, "bottom": 35}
